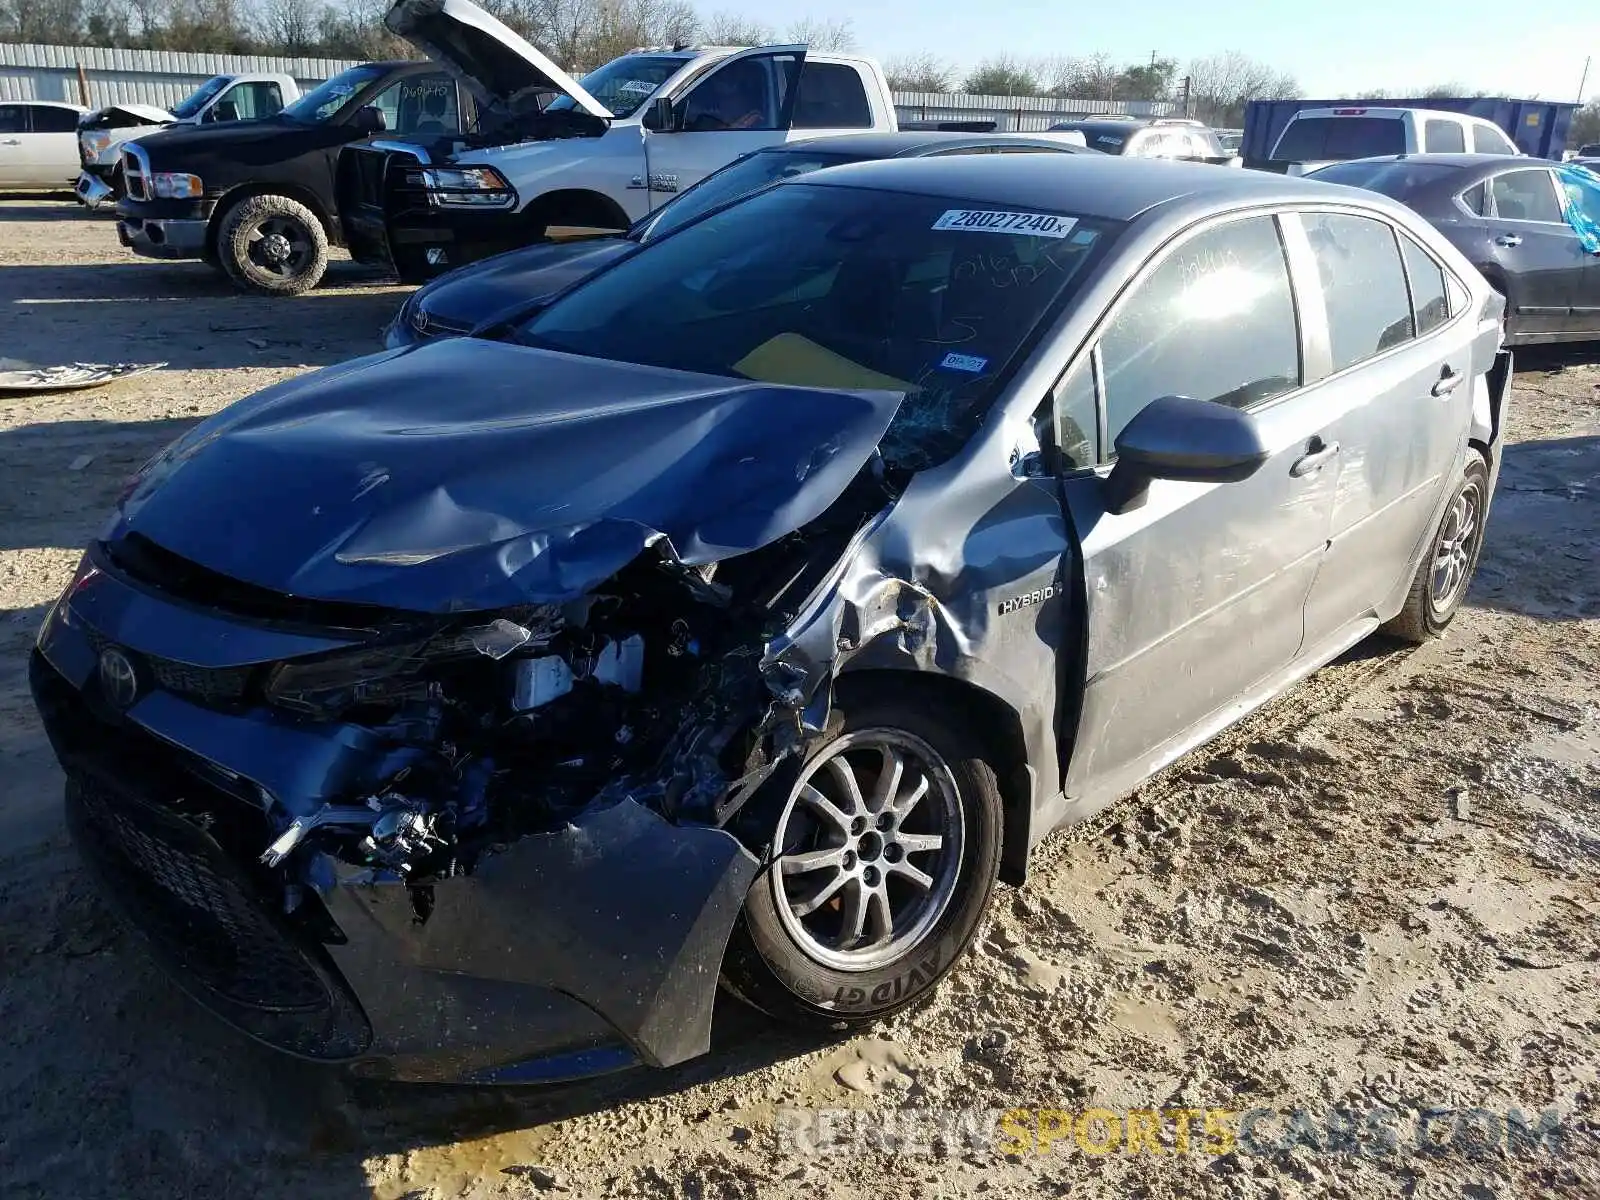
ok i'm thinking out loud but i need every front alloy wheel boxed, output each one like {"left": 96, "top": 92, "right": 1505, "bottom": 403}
{"left": 770, "top": 730, "right": 965, "bottom": 972}
{"left": 724, "top": 694, "right": 1003, "bottom": 1027}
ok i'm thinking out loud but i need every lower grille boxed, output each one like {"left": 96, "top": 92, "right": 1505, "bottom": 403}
{"left": 67, "top": 770, "right": 371, "bottom": 1059}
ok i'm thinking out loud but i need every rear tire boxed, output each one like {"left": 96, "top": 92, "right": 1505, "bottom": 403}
{"left": 216, "top": 193, "right": 329, "bottom": 296}
{"left": 722, "top": 693, "right": 1003, "bottom": 1028}
{"left": 1384, "top": 451, "right": 1490, "bottom": 643}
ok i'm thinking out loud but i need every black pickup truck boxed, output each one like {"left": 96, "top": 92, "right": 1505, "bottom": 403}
{"left": 115, "top": 61, "right": 467, "bottom": 294}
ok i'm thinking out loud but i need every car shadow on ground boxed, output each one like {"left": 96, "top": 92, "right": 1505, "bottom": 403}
{"left": 1470, "top": 433, "right": 1599, "bottom": 621}
{"left": 0, "top": 416, "right": 204, "bottom": 553}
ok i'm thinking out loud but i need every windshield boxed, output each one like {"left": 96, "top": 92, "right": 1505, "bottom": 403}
{"left": 548, "top": 55, "right": 686, "bottom": 118}
{"left": 520, "top": 182, "right": 1115, "bottom": 472}
{"left": 283, "top": 65, "right": 387, "bottom": 124}
{"left": 171, "top": 76, "right": 230, "bottom": 121}
{"left": 637, "top": 148, "right": 859, "bottom": 242}
{"left": 1273, "top": 116, "right": 1406, "bottom": 161}
{"left": 1308, "top": 159, "right": 1466, "bottom": 198}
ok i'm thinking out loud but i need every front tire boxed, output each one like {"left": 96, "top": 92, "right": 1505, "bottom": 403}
{"left": 1385, "top": 451, "right": 1490, "bottom": 643}
{"left": 723, "top": 694, "right": 1003, "bottom": 1028}
{"left": 216, "top": 193, "right": 329, "bottom": 296}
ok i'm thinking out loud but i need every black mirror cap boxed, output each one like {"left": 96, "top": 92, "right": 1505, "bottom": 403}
{"left": 1115, "top": 394, "right": 1269, "bottom": 484}
{"left": 353, "top": 106, "right": 386, "bottom": 135}
{"left": 1104, "top": 395, "right": 1268, "bottom": 515}
{"left": 643, "top": 97, "right": 677, "bottom": 132}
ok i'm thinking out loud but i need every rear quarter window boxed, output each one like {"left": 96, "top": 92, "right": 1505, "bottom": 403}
{"left": 1424, "top": 119, "right": 1465, "bottom": 153}
{"left": 791, "top": 63, "right": 872, "bottom": 129}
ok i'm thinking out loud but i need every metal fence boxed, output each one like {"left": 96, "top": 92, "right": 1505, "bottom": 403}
{"left": 0, "top": 41, "right": 1177, "bottom": 125}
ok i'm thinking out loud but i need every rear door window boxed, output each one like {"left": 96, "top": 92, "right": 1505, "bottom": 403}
{"left": 1302, "top": 213, "right": 1415, "bottom": 369}
{"left": 1489, "top": 169, "right": 1562, "bottom": 222}
{"left": 1098, "top": 215, "right": 1301, "bottom": 446}
{"left": 1424, "top": 119, "right": 1465, "bottom": 153}
{"left": 1399, "top": 234, "right": 1450, "bottom": 335}
{"left": 0, "top": 105, "right": 28, "bottom": 134}
{"left": 1472, "top": 124, "right": 1516, "bottom": 154}
{"left": 790, "top": 63, "right": 872, "bottom": 129}
{"left": 1274, "top": 116, "right": 1406, "bottom": 160}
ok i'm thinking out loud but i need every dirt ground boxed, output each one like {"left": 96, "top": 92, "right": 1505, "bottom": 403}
{"left": 0, "top": 196, "right": 1596, "bottom": 1200}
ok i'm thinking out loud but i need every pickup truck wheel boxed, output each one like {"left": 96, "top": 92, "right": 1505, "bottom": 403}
{"left": 1384, "top": 451, "right": 1489, "bottom": 643}
{"left": 722, "top": 696, "right": 1003, "bottom": 1028}
{"left": 216, "top": 194, "right": 329, "bottom": 296}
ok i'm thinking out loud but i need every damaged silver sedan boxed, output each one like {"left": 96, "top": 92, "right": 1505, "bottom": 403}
{"left": 31, "top": 154, "right": 1511, "bottom": 1083}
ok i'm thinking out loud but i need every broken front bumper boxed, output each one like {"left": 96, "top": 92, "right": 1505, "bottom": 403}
{"left": 75, "top": 171, "right": 115, "bottom": 210}
{"left": 116, "top": 198, "right": 211, "bottom": 261}
{"left": 28, "top": 558, "right": 759, "bottom": 1083}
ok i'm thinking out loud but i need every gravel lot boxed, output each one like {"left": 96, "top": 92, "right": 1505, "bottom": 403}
{"left": 1, "top": 196, "right": 1596, "bottom": 1200}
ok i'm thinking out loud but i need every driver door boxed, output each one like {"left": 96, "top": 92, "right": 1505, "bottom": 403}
{"left": 1056, "top": 212, "right": 1337, "bottom": 806}
{"left": 642, "top": 47, "right": 805, "bottom": 210}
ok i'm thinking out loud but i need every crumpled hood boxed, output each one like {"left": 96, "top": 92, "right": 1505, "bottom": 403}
{"left": 80, "top": 102, "right": 174, "bottom": 128}
{"left": 386, "top": 0, "right": 611, "bottom": 120}
{"left": 110, "top": 338, "right": 903, "bottom": 613}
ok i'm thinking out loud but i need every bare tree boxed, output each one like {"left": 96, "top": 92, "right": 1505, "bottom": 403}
{"left": 963, "top": 55, "right": 1040, "bottom": 98}
{"left": 885, "top": 52, "right": 954, "bottom": 94}
{"left": 1185, "top": 50, "right": 1299, "bottom": 126}
{"left": 783, "top": 15, "right": 853, "bottom": 51}
{"left": 258, "top": 0, "right": 323, "bottom": 53}
{"left": 699, "top": 8, "right": 769, "bottom": 45}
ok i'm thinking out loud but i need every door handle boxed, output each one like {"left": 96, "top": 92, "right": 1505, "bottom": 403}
{"left": 1494, "top": 233, "right": 1522, "bottom": 247}
{"left": 0, "top": 138, "right": 20, "bottom": 145}
{"left": 1432, "top": 367, "right": 1463, "bottom": 397}
{"left": 1290, "top": 438, "right": 1340, "bottom": 478}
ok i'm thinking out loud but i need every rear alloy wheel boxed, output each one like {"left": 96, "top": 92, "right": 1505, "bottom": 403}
{"left": 724, "top": 696, "right": 1002, "bottom": 1027}
{"left": 1385, "top": 452, "right": 1490, "bottom": 642}
{"left": 217, "top": 194, "right": 329, "bottom": 296}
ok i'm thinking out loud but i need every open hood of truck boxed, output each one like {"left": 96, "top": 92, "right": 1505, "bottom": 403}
{"left": 386, "top": 0, "right": 611, "bottom": 122}
{"left": 80, "top": 102, "right": 174, "bottom": 129}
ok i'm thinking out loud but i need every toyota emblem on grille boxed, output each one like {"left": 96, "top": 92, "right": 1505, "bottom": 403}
{"left": 98, "top": 646, "right": 139, "bottom": 708}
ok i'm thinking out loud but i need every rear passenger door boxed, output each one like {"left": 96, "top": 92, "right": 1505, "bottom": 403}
{"left": 1483, "top": 166, "right": 1590, "bottom": 333}
{"left": 1293, "top": 211, "right": 1476, "bottom": 646}
{"left": 1056, "top": 213, "right": 1338, "bottom": 798}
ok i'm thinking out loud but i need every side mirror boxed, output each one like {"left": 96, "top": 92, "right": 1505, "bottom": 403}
{"left": 1102, "top": 395, "right": 1269, "bottom": 515}
{"left": 643, "top": 97, "right": 678, "bottom": 132}
{"left": 352, "top": 105, "right": 386, "bottom": 135}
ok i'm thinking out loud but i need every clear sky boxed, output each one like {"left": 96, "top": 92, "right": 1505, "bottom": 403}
{"left": 723, "top": 1, "right": 1600, "bottom": 101}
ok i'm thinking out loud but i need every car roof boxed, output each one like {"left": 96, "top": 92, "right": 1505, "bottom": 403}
{"left": 786, "top": 152, "right": 1340, "bottom": 222}
{"left": 780, "top": 131, "right": 1086, "bottom": 157}
{"left": 1317, "top": 153, "right": 1543, "bottom": 175}
{"left": 15, "top": 99, "right": 86, "bottom": 109}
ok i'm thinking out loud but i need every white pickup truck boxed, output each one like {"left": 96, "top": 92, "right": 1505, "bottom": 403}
{"left": 341, "top": 0, "right": 903, "bottom": 281}
{"left": 75, "top": 72, "right": 301, "bottom": 207}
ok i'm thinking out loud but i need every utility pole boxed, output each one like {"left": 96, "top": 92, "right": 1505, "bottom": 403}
{"left": 1579, "top": 56, "right": 1592, "bottom": 103}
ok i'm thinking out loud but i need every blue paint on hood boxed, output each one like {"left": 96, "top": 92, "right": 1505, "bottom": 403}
{"left": 109, "top": 338, "right": 904, "bottom": 613}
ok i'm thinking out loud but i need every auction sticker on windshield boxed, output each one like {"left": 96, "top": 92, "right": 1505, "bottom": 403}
{"left": 933, "top": 210, "right": 1078, "bottom": 238}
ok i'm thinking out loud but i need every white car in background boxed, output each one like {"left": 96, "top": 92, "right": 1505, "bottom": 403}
{"left": 1264, "top": 106, "right": 1520, "bottom": 174}
{"left": 0, "top": 100, "right": 86, "bottom": 190}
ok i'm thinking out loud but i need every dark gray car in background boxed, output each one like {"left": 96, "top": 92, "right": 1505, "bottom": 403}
{"left": 1309, "top": 154, "right": 1600, "bottom": 345}
{"left": 33, "top": 154, "right": 1509, "bottom": 1085}
{"left": 383, "top": 130, "right": 1093, "bottom": 349}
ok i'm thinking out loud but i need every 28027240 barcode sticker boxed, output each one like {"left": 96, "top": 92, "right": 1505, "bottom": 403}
{"left": 932, "top": 209, "right": 1079, "bottom": 238}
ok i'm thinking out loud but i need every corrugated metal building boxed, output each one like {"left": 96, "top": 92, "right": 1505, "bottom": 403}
{"left": 0, "top": 42, "right": 354, "bottom": 108}
{"left": 1, "top": 40, "right": 1176, "bottom": 126}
